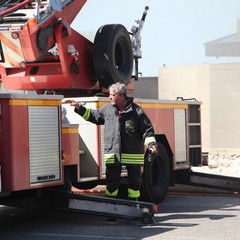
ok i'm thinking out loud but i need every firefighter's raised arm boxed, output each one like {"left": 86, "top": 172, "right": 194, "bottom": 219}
{"left": 64, "top": 99, "right": 81, "bottom": 110}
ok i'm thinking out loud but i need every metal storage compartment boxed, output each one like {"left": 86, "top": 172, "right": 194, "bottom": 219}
{"left": 0, "top": 93, "right": 63, "bottom": 191}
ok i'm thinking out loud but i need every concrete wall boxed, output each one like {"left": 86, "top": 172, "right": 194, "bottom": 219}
{"left": 209, "top": 63, "right": 240, "bottom": 150}
{"left": 130, "top": 77, "right": 158, "bottom": 99}
{"left": 158, "top": 63, "right": 240, "bottom": 155}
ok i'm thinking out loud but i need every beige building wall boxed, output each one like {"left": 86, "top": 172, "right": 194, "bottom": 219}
{"left": 209, "top": 63, "right": 240, "bottom": 150}
{"left": 158, "top": 63, "right": 240, "bottom": 155}
{"left": 132, "top": 77, "right": 158, "bottom": 99}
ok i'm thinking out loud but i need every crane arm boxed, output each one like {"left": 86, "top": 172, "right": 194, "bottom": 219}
{"left": 131, "top": 6, "right": 149, "bottom": 59}
{"left": 131, "top": 6, "right": 149, "bottom": 80}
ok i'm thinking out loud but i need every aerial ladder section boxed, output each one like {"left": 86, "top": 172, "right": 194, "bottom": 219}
{"left": 0, "top": 0, "right": 97, "bottom": 94}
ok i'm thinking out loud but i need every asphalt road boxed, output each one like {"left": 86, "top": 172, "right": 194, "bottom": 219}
{"left": 0, "top": 191, "right": 240, "bottom": 240}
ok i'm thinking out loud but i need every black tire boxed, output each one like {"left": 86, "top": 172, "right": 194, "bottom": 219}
{"left": 93, "top": 24, "right": 133, "bottom": 88}
{"left": 140, "top": 142, "right": 171, "bottom": 204}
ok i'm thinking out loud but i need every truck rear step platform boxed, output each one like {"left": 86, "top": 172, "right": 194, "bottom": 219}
{"left": 189, "top": 171, "right": 240, "bottom": 192}
{"left": 46, "top": 189, "right": 158, "bottom": 224}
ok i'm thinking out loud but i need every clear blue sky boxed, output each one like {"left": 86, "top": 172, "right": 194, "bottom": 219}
{"left": 71, "top": 0, "right": 240, "bottom": 76}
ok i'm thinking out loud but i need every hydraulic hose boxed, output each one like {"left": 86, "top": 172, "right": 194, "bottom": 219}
{"left": 0, "top": 0, "right": 35, "bottom": 17}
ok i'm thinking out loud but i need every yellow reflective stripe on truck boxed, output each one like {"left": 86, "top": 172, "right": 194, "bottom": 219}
{"left": 8, "top": 99, "right": 61, "bottom": 106}
{"left": 62, "top": 128, "right": 79, "bottom": 134}
{"left": 96, "top": 101, "right": 188, "bottom": 109}
{"left": 139, "top": 103, "right": 188, "bottom": 109}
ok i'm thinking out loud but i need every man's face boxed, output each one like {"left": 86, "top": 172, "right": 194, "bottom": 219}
{"left": 109, "top": 89, "right": 122, "bottom": 106}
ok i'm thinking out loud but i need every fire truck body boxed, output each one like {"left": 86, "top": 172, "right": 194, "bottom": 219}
{"left": 0, "top": 93, "right": 202, "bottom": 204}
{"left": 0, "top": 0, "right": 204, "bottom": 210}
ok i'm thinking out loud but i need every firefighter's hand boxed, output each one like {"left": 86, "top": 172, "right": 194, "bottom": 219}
{"left": 150, "top": 144, "right": 158, "bottom": 154}
{"left": 64, "top": 100, "right": 81, "bottom": 109}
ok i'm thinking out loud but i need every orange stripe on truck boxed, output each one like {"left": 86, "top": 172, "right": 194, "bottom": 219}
{"left": 0, "top": 32, "right": 24, "bottom": 58}
{"left": 4, "top": 53, "right": 21, "bottom": 67}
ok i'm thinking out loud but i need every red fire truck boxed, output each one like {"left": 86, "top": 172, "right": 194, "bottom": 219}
{"left": 0, "top": 0, "right": 238, "bottom": 221}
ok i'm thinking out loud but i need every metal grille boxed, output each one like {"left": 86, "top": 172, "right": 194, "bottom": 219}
{"left": 174, "top": 108, "right": 187, "bottom": 165}
{"left": 28, "top": 106, "right": 61, "bottom": 185}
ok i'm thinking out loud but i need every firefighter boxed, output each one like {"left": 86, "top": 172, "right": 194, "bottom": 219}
{"left": 66, "top": 82, "right": 158, "bottom": 200}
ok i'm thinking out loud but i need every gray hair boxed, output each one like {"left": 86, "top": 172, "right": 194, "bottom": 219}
{"left": 109, "top": 82, "right": 127, "bottom": 96}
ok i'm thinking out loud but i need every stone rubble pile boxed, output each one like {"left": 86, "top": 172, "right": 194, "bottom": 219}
{"left": 193, "top": 152, "right": 240, "bottom": 178}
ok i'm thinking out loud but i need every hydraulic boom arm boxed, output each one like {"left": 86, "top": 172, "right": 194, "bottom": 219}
{"left": 131, "top": 6, "right": 149, "bottom": 80}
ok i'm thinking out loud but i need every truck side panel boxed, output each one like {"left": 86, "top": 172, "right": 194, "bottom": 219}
{"left": 0, "top": 93, "right": 63, "bottom": 193}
